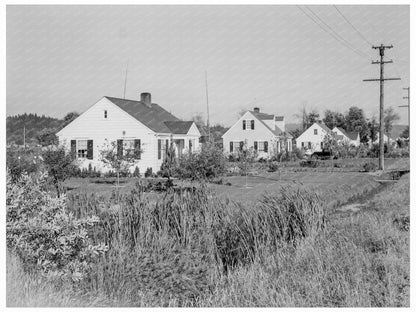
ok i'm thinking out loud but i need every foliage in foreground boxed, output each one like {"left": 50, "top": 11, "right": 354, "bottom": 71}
{"left": 6, "top": 172, "right": 107, "bottom": 282}
{"left": 6, "top": 172, "right": 409, "bottom": 307}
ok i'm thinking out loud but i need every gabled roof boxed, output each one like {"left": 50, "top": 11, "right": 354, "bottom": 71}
{"left": 251, "top": 111, "right": 292, "bottom": 138}
{"left": 334, "top": 127, "right": 359, "bottom": 141}
{"left": 250, "top": 111, "right": 274, "bottom": 120}
{"left": 105, "top": 96, "right": 180, "bottom": 133}
{"left": 164, "top": 121, "right": 194, "bottom": 134}
{"left": 316, "top": 122, "right": 332, "bottom": 133}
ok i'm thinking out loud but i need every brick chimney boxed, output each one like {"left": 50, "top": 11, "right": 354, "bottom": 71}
{"left": 253, "top": 107, "right": 260, "bottom": 113}
{"left": 141, "top": 92, "right": 152, "bottom": 107}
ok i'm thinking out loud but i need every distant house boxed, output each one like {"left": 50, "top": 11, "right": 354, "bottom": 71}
{"left": 371, "top": 132, "right": 396, "bottom": 147}
{"left": 295, "top": 122, "right": 332, "bottom": 153}
{"left": 57, "top": 92, "right": 201, "bottom": 174}
{"left": 332, "top": 127, "right": 360, "bottom": 146}
{"left": 222, "top": 107, "right": 293, "bottom": 158}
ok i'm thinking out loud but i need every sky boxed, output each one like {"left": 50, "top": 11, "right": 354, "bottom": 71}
{"left": 6, "top": 5, "right": 410, "bottom": 127}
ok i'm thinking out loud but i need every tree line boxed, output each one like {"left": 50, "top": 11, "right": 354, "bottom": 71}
{"left": 7, "top": 112, "right": 79, "bottom": 146}
{"left": 290, "top": 106, "right": 407, "bottom": 142}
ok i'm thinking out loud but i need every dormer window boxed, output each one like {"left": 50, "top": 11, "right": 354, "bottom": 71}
{"left": 314, "top": 129, "right": 318, "bottom": 135}
{"left": 104, "top": 110, "right": 108, "bottom": 118}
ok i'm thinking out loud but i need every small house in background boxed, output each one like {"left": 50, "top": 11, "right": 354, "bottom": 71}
{"left": 57, "top": 92, "right": 201, "bottom": 175}
{"left": 332, "top": 127, "right": 360, "bottom": 146}
{"left": 295, "top": 121, "right": 332, "bottom": 153}
{"left": 222, "top": 107, "right": 293, "bottom": 159}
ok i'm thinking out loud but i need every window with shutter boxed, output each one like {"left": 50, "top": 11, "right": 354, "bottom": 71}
{"left": 230, "top": 142, "right": 233, "bottom": 152}
{"left": 243, "top": 120, "right": 246, "bottom": 130}
{"left": 134, "top": 139, "right": 141, "bottom": 159}
{"left": 264, "top": 141, "right": 268, "bottom": 153}
{"left": 251, "top": 120, "right": 255, "bottom": 130}
{"left": 87, "top": 140, "right": 93, "bottom": 159}
{"left": 70, "top": 140, "right": 76, "bottom": 159}
{"left": 158, "top": 139, "right": 162, "bottom": 160}
{"left": 254, "top": 141, "right": 258, "bottom": 151}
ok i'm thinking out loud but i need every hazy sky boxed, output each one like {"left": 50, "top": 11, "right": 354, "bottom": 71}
{"left": 7, "top": 5, "right": 409, "bottom": 126}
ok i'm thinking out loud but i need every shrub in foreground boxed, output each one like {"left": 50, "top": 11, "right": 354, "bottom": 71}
{"left": 6, "top": 172, "right": 107, "bottom": 282}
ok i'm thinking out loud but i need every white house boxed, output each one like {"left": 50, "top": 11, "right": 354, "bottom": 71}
{"left": 332, "top": 127, "right": 360, "bottom": 146}
{"left": 57, "top": 92, "right": 201, "bottom": 175}
{"left": 222, "top": 107, "right": 293, "bottom": 159}
{"left": 371, "top": 132, "right": 396, "bottom": 147}
{"left": 295, "top": 122, "right": 332, "bottom": 153}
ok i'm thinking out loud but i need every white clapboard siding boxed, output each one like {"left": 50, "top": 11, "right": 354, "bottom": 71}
{"left": 222, "top": 111, "right": 276, "bottom": 157}
{"left": 296, "top": 123, "right": 329, "bottom": 152}
{"left": 57, "top": 97, "right": 164, "bottom": 174}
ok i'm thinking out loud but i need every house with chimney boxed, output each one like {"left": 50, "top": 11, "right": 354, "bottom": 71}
{"left": 57, "top": 92, "right": 201, "bottom": 175}
{"left": 222, "top": 107, "right": 293, "bottom": 159}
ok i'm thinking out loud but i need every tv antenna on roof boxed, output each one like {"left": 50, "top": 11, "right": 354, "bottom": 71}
{"left": 123, "top": 60, "right": 129, "bottom": 99}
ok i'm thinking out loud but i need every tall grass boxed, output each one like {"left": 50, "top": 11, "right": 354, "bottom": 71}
{"left": 7, "top": 175, "right": 409, "bottom": 307}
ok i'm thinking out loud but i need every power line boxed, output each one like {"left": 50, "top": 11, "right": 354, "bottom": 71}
{"left": 299, "top": 5, "right": 370, "bottom": 59}
{"left": 333, "top": 5, "right": 373, "bottom": 46}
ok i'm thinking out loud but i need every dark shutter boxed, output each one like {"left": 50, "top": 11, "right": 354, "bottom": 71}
{"left": 239, "top": 141, "right": 244, "bottom": 151}
{"left": 87, "top": 140, "right": 93, "bottom": 160}
{"left": 254, "top": 141, "right": 258, "bottom": 151}
{"left": 230, "top": 142, "right": 233, "bottom": 153}
{"left": 70, "top": 140, "right": 76, "bottom": 159}
{"left": 117, "top": 139, "right": 123, "bottom": 157}
{"left": 251, "top": 120, "right": 255, "bottom": 130}
{"left": 189, "top": 139, "right": 192, "bottom": 153}
{"left": 165, "top": 140, "right": 169, "bottom": 159}
{"left": 243, "top": 120, "right": 246, "bottom": 130}
{"left": 264, "top": 141, "right": 268, "bottom": 153}
{"left": 158, "top": 139, "right": 162, "bottom": 160}
{"left": 134, "top": 139, "right": 141, "bottom": 159}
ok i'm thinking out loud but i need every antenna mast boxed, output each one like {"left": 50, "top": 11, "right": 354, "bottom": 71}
{"left": 123, "top": 60, "right": 129, "bottom": 99}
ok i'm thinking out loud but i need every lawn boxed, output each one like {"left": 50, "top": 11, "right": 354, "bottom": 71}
{"left": 64, "top": 157, "right": 409, "bottom": 213}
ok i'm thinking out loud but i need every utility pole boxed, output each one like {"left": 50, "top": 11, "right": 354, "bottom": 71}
{"left": 399, "top": 87, "right": 410, "bottom": 127}
{"left": 23, "top": 125, "right": 26, "bottom": 151}
{"left": 364, "top": 44, "right": 400, "bottom": 170}
{"left": 205, "top": 70, "right": 211, "bottom": 142}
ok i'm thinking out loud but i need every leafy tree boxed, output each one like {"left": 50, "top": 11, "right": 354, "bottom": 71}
{"left": 61, "top": 111, "right": 80, "bottom": 128}
{"left": 367, "top": 116, "right": 379, "bottom": 144}
{"left": 400, "top": 126, "right": 409, "bottom": 139}
{"left": 384, "top": 107, "right": 400, "bottom": 144}
{"left": 100, "top": 140, "right": 142, "bottom": 187}
{"left": 307, "top": 111, "right": 320, "bottom": 128}
{"left": 235, "top": 142, "right": 257, "bottom": 188}
{"left": 345, "top": 106, "right": 369, "bottom": 142}
{"left": 42, "top": 145, "right": 77, "bottom": 197}
{"left": 36, "top": 128, "right": 58, "bottom": 146}
{"left": 323, "top": 110, "right": 346, "bottom": 129}
{"left": 176, "top": 142, "right": 226, "bottom": 181}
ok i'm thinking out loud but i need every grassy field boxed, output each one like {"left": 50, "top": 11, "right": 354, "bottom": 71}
{"left": 7, "top": 157, "right": 410, "bottom": 307}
